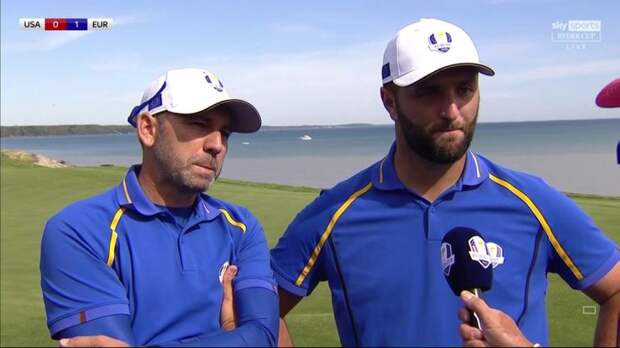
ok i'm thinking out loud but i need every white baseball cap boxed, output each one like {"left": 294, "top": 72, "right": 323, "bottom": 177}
{"left": 382, "top": 18, "right": 494, "bottom": 87}
{"left": 128, "top": 68, "right": 261, "bottom": 133}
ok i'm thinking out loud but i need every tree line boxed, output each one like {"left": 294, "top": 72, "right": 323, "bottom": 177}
{"left": 1, "top": 125, "right": 135, "bottom": 137}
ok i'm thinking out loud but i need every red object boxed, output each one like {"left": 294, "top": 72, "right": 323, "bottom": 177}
{"left": 44, "top": 18, "right": 67, "bottom": 31}
{"left": 595, "top": 78, "right": 620, "bottom": 108}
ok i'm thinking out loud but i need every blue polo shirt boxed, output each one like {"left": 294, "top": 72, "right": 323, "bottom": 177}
{"left": 41, "top": 165, "right": 277, "bottom": 346}
{"left": 271, "top": 142, "right": 620, "bottom": 347}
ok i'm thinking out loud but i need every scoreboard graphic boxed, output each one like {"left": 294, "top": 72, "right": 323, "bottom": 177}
{"left": 19, "top": 18, "right": 113, "bottom": 31}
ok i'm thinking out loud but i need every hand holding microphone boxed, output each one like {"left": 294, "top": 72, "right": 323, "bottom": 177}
{"left": 458, "top": 290, "right": 534, "bottom": 347}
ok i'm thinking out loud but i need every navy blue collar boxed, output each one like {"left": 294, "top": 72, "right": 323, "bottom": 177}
{"left": 115, "top": 165, "right": 221, "bottom": 221}
{"left": 372, "top": 142, "right": 489, "bottom": 192}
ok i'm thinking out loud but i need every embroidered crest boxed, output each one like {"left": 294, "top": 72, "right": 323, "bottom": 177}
{"left": 428, "top": 31, "right": 453, "bottom": 53}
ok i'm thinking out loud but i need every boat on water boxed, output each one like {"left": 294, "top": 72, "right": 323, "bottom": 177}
{"left": 299, "top": 134, "right": 312, "bottom": 141}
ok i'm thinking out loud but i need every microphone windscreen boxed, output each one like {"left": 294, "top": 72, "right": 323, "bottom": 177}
{"left": 440, "top": 226, "right": 493, "bottom": 296}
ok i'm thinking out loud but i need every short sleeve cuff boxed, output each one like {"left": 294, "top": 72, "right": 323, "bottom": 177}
{"left": 234, "top": 278, "right": 277, "bottom": 293}
{"left": 49, "top": 303, "right": 130, "bottom": 336}
{"left": 576, "top": 248, "right": 620, "bottom": 290}
{"left": 272, "top": 267, "right": 309, "bottom": 297}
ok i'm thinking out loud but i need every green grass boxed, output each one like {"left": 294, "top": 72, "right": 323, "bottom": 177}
{"left": 1, "top": 155, "right": 618, "bottom": 346}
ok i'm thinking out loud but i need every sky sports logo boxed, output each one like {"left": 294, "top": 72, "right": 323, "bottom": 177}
{"left": 551, "top": 20, "right": 601, "bottom": 43}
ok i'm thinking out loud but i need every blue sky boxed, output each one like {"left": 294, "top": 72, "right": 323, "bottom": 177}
{"left": 1, "top": 0, "right": 619, "bottom": 126}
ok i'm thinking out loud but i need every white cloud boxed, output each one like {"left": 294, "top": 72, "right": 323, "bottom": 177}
{"left": 187, "top": 41, "right": 388, "bottom": 126}
{"left": 126, "top": 39, "right": 620, "bottom": 126}
{"left": 11, "top": 33, "right": 615, "bottom": 126}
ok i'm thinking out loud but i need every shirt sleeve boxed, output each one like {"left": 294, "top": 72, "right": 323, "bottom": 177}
{"left": 231, "top": 209, "right": 278, "bottom": 294}
{"left": 159, "top": 287, "right": 278, "bottom": 347}
{"left": 270, "top": 197, "right": 330, "bottom": 297}
{"left": 56, "top": 315, "right": 135, "bottom": 345}
{"left": 40, "top": 212, "right": 130, "bottom": 337}
{"left": 539, "top": 187, "right": 620, "bottom": 289}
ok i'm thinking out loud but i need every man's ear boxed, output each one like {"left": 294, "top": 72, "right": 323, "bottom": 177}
{"left": 136, "top": 112, "right": 158, "bottom": 148}
{"left": 380, "top": 86, "right": 398, "bottom": 122}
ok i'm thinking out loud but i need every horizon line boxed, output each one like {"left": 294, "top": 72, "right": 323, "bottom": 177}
{"left": 1, "top": 117, "right": 619, "bottom": 128}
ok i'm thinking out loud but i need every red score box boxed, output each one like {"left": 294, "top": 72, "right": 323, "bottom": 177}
{"left": 45, "top": 18, "right": 68, "bottom": 31}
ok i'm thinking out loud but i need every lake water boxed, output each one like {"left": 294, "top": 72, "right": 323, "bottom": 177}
{"left": 2, "top": 119, "right": 619, "bottom": 196}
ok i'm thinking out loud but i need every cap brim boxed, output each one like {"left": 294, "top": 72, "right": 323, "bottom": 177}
{"left": 393, "top": 62, "right": 495, "bottom": 87}
{"left": 209, "top": 99, "right": 262, "bottom": 133}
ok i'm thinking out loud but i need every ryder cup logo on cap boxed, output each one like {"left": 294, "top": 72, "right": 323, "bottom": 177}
{"left": 128, "top": 68, "right": 261, "bottom": 133}
{"left": 381, "top": 18, "right": 495, "bottom": 87}
{"left": 204, "top": 73, "right": 225, "bottom": 92}
{"left": 428, "top": 31, "right": 452, "bottom": 52}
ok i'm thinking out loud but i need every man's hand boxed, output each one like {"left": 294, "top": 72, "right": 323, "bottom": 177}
{"left": 59, "top": 336, "right": 128, "bottom": 347}
{"left": 220, "top": 264, "right": 238, "bottom": 331}
{"left": 458, "top": 290, "right": 533, "bottom": 347}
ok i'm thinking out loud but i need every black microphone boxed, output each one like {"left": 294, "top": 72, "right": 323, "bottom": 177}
{"left": 440, "top": 227, "right": 493, "bottom": 330}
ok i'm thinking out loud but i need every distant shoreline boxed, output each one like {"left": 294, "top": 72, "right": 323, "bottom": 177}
{"left": 0, "top": 125, "right": 134, "bottom": 138}
{"left": 0, "top": 123, "right": 378, "bottom": 138}
{"left": 2, "top": 118, "right": 618, "bottom": 138}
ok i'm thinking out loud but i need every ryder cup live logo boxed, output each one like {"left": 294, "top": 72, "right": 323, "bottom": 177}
{"left": 468, "top": 236, "right": 492, "bottom": 269}
{"left": 441, "top": 237, "right": 505, "bottom": 276}
{"left": 552, "top": 20, "right": 601, "bottom": 49}
{"left": 469, "top": 236, "right": 506, "bottom": 269}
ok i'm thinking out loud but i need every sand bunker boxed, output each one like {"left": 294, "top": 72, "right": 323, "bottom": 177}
{"left": 1, "top": 149, "right": 69, "bottom": 168}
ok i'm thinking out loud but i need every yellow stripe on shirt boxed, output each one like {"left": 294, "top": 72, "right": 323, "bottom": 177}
{"left": 295, "top": 182, "right": 373, "bottom": 286}
{"left": 219, "top": 209, "right": 247, "bottom": 233}
{"left": 489, "top": 174, "right": 583, "bottom": 280}
{"left": 107, "top": 207, "right": 125, "bottom": 267}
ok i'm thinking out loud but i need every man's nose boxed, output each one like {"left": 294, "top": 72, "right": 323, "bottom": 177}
{"left": 439, "top": 99, "right": 460, "bottom": 120}
{"left": 204, "top": 131, "right": 225, "bottom": 155}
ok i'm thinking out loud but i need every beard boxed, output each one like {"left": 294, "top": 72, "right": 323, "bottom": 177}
{"left": 395, "top": 98, "right": 478, "bottom": 164}
{"left": 151, "top": 129, "right": 221, "bottom": 194}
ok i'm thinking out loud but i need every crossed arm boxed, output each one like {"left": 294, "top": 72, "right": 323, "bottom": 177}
{"left": 58, "top": 265, "right": 279, "bottom": 347}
